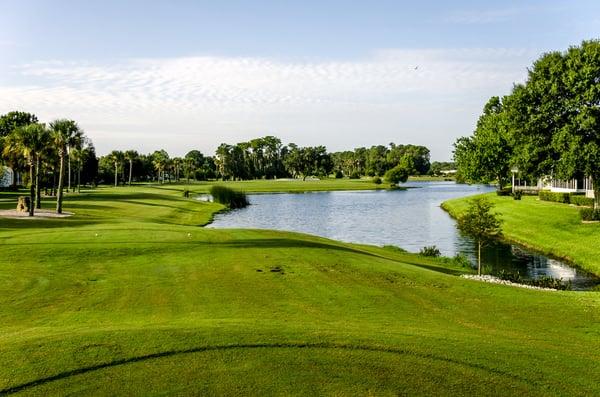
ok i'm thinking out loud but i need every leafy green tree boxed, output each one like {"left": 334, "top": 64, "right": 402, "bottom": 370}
{"left": 454, "top": 96, "right": 512, "bottom": 189}
{"left": 458, "top": 197, "right": 503, "bottom": 275}
{"left": 184, "top": 150, "right": 205, "bottom": 181}
{"left": 384, "top": 164, "right": 409, "bottom": 185}
{"left": 367, "top": 145, "right": 388, "bottom": 176}
{"left": 283, "top": 143, "right": 304, "bottom": 179}
{"left": 50, "top": 119, "right": 82, "bottom": 214}
{"left": 511, "top": 40, "right": 600, "bottom": 208}
{"left": 0, "top": 111, "right": 38, "bottom": 188}
{"left": 388, "top": 144, "right": 431, "bottom": 175}
{"left": 0, "top": 111, "right": 38, "bottom": 137}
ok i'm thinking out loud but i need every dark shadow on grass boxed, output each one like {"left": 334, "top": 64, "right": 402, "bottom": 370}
{"left": 1, "top": 235, "right": 464, "bottom": 276}
{"left": 0, "top": 218, "right": 100, "bottom": 230}
{"left": 2, "top": 238, "right": 382, "bottom": 259}
{"left": 0, "top": 342, "right": 531, "bottom": 394}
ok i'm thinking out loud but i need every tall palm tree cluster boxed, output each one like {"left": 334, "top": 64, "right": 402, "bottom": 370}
{"left": 0, "top": 111, "right": 95, "bottom": 216}
{"left": 98, "top": 149, "right": 217, "bottom": 186}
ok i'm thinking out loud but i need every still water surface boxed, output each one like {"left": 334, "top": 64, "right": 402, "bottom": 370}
{"left": 208, "top": 181, "right": 598, "bottom": 290}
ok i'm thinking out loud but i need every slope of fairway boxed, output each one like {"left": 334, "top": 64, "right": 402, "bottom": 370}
{"left": 1, "top": 186, "right": 599, "bottom": 395}
{"left": 442, "top": 193, "right": 600, "bottom": 276}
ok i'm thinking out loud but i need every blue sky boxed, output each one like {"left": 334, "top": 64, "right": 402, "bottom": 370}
{"left": 2, "top": 1, "right": 599, "bottom": 160}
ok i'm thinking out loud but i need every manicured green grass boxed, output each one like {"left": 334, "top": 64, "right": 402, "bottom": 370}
{"left": 408, "top": 175, "right": 455, "bottom": 182}
{"left": 177, "top": 177, "right": 390, "bottom": 194}
{"left": 442, "top": 193, "right": 600, "bottom": 276}
{"left": 0, "top": 186, "right": 599, "bottom": 395}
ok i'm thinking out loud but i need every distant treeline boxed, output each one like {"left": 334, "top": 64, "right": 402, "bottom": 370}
{"left": 2, "top": 111, "right": 448, "bottom": 188}
{"left": 98, "top": 138, "right": 434, "bottom": 184}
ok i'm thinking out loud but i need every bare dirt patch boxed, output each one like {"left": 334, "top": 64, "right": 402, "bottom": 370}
{"left": 0, "top": 209, "right": 74, "bottom": 219}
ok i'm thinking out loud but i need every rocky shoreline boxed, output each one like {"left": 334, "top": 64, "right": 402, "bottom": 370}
{"left": 461, "top": 274, "right": 558, "bottom": 291}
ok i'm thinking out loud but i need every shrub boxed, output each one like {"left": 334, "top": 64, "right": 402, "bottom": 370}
{"left": 570, "top": 195, "right": 594, "bottom": 207}
{"left": 539, "top": 190, "right": 570, "bottom": 204}
{"left": 497, "top": 269, "right": 522, "bottom": 283}
{"left": 580, "top": 207, "right": 600, "bottom": 221}
{"left": 182, "top": 189, "right": 190, "bottom": 198}
{"left": 372, "top": 176, "right": 382, "bottom": 185}
{"left": 209, "top": 186, "right": 249, "bottom": 209}
{"left": 382, "top": 245, "right": 407, "bottom": 253}
{"left": 349, "top": 171, "right": 361, "bottom": 179}
{"left": 419, "top": 245, "right": 441, "bottom": 257}
{"left": 384, "top": 165, "right": 409, "bottom": 185}
{"left": 528, "top": 276, "right": 572, "bottom": 291}
{"left": 334, "top": 170, "right": 343, "bottom": 179}
{"left": 452, "top": 253, "right": 471, "bottom": 268}
{"left": 496, "top": 188, "right": 512, "bottom": 196}
{"left": 512, "top": 190, "right": 522, "bottom": 200}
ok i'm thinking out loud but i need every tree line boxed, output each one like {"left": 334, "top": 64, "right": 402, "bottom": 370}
{"left": 454, "top": 39, "right": 600, "bottom": 209}
{"left": 1, "top": 110, "right": 434, "bottom": 216}
{"left": 0, "top": 112, "right": 96, "bottom": 215}
{"left": 99, "top": 138, "right": 432, "bottom": 184}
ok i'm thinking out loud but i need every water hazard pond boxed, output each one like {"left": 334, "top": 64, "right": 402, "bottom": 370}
{"left": 207, "top": 181, "right": 599, "bottom": 290}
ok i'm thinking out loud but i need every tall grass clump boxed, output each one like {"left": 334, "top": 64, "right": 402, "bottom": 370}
{"left": 209, "top": 186, "right": 249, "bottom": 209}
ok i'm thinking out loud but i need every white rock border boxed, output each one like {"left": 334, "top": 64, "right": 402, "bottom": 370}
{"left": 461, "top": 274, "right": 558, "bottom": 291}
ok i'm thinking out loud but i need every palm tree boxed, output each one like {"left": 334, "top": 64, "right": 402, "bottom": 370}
{"left": 108, "top": 150, "right": 124, "bottom": 187}
{"left": 3, "top": 123, "right": 51, "bottom": 216}
{"left": 70, "top": 140, "right": 90, "bottom": 193}
{"left": 172, "top": 157, "right": 182, "bottom": 182}
{"left": 50, "top": 119, "right": 82, "bottom": 214}
{"left": 152, "top": 150, "right": 169, "bottom": 184}
{"left": 124, "top": 150, "right": 138, "bottom": 186}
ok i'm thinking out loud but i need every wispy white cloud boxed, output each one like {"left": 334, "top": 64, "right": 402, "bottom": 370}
{"left": 0, "top": 48, "right": 536, "bottom": 159}
{"left": 444, "top": 7, "right": 529, "bottom": 24}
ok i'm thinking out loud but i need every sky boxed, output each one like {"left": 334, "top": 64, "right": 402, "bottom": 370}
{"left": 1, "top": 1, "right": 599, "bottom": 160}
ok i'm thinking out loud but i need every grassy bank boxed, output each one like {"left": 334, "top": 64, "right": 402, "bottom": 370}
{"left": 1, "top": 186, "right": 599, "bottom": 395}
{"left": 178, "top": 177, "right": 390, "bottom": 194}
{"left": 442, "top": 193, "right": 600, "bottom": 276}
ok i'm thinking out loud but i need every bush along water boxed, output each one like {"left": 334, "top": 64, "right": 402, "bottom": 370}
{"left": 209, "top": 186, "right": 249, "bottom": 209}
{"left": 419, "top": 245, "right": 442, "bottom": 257}
{"left": 497, "top": 270, "right": 572, "bottom": 290}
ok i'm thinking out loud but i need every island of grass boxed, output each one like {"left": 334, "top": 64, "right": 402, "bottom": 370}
{"left": 1, "top": 184, "right": 599, "bottom": 395}
{"left": 442, "top": 193, "right": 600, "bottom": 277}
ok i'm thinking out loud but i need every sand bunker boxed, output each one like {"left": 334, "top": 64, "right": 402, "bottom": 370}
{"left": 0, "top": 209, "right": 74, "bottom": 219}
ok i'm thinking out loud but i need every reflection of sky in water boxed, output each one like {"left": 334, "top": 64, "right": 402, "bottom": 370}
{"left": 208, "top": 181, "right": 598, "bottom": 290}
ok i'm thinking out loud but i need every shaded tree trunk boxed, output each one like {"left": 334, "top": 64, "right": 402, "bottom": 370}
{"left": 477, "top": 240, "right": 482, "bottom": 276}
{"left": 592, "top": 176, "right": 599, "bottom": 210}
{"left": 68, "top": 151, "right": 71, "bottom": 193}
{"left": 77, "top": 166, "right": 81, "bottom": 193}
{"left": 28, "top": 160, "right": 35, "bottom": 217}
{"left": 128, "top": 160, "right": 133, "bottom": 186}
{"left": 35, "top": 157, "right": 41, "bottom": 209}
{"left": 114, "top": 162, "right": 118, "bottom": 187}
{"left": 56, "top": 151, "right": 65, "bottom": 214}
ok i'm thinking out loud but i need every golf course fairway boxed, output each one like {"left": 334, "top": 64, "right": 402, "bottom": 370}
{"left": 0, "top": 185, "right": 598, "bottom": 395}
